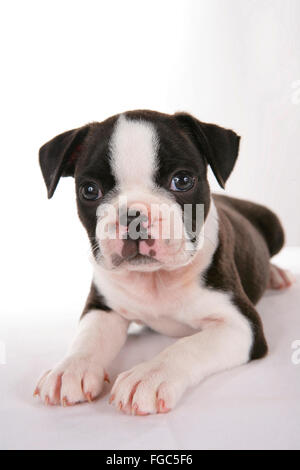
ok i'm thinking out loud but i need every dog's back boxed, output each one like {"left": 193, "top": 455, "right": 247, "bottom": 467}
{"left": 213, "top": 194, "right": 285, "bottom": 304}
{"left": 213, "top": 194, "right": 284, "bottom": 257}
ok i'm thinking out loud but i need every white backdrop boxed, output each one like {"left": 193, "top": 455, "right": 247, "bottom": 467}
{"left": 0, "top": 1, "right": 299, "bottom": 315}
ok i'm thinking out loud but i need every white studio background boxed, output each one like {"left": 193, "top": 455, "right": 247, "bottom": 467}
{"left": 1, "top": 0, "right": 300, "bottom": 321}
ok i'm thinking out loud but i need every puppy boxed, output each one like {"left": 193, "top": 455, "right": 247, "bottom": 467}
{"left": 34, "top": 110, "right": 293, "bottom": 414}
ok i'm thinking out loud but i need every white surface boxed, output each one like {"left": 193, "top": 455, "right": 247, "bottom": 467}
{"left": 1, "top": 0, "right": 300, "bottom": 244}
{"left": 0, "top": 247, "right": 300, "bottom": 450}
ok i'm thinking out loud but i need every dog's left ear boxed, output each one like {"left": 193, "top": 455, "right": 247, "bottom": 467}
{"left": 39, "top": 124, "right": 91, "bottom": 199}
{"left": 175, "top": 112, "right": 240, "bottom": 188}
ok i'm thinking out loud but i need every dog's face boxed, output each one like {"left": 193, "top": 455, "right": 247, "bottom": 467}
{"left": 39, "top": 110, "right": 240, "bottom": 272}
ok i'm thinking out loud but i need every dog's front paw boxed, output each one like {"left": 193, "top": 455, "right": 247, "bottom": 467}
{"left": 110, "top": 358, "right": 188, "bottom": 415}
{"left": 34, "top": 355, "right": 109, "bottom": 406}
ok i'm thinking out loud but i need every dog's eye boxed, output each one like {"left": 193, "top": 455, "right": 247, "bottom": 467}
{"left": 80, "top": 182, "right": 102, "bottom": 201}
{"left": 170, "top": 172, "right": 195, "bottom": 192}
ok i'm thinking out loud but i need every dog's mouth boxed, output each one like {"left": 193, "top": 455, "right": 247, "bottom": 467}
{"left": 127, "top": 253, "right": 159, "bottom": 266}
{"left": 109, "top": 251, "right": 160, "bottom": 271}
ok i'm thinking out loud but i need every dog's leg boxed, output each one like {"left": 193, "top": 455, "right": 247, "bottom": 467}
{"left": 110, "top": 304, "right": 254, "bottom": 415}
{"left": 268, "top": 263, "right": 295, "bottom": 290}
{"left": 34, "top": 310, "right": 129, "bottom": 406}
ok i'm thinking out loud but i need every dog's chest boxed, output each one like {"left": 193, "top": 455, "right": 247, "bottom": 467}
{"left": 93, "top": 267, "right": 223, "bottom": 337}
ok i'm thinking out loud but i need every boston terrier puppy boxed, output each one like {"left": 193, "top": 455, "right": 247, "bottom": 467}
{"left": 34, "top": 110, "right": 293, "bottom": 415}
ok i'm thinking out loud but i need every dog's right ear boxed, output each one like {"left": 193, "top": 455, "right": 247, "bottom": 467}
{"left": 39, "top": 125, "right": 90, "bottom": 198}
{"left": 175, "top": 112, "right": 240, "bottom": 189}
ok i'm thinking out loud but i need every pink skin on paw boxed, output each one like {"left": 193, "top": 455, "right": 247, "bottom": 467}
{"left": 111, "top": 381, "right": 141, "bottom": 415}
{"left": 127, "top": 381, "right": 140, "bottom": 405}
{"left": 44, "top": 395, "right": 56, "bottom": 407}
{"left": 104, "top": 372, "right": 110, "bottom": 383}
{"left": 110, "top": 363, "right": 182, "bottom": 415}
{"left": 53, "top": 374, "right": 63, "bottom": 404}
{"left": 34, "top": 369, "right": 51, "bottom": 396}
{"left": 157, "top": 398, "right": 171, "bottom": 414}
{"left": 85, "top": 392, "right": 93, "bottom": 403}
{"left": 62, "top": 396, "right": 75, "bottom": 407}
{"left": 268, "top": 264, "right": 295, "bottom": 290}
{"left": 132, "top": 403, "right": 150, "bottom": 416}
{"left": 109, "top": 394, "right": 115, "bottom": 404}
{"left": 110, "top": 380, "right": 154, "bottom": 416}
{"left": 123, "top": 381, "right": 141, "bottom": 415}
{"left": 35, "top": 360, "right": 107, "bottom": 407}
{"left": 111, "top": 378, "right": 174, "bottom": 416}
{"left": 110, "top": 398, "right": 132, "bottom": 415}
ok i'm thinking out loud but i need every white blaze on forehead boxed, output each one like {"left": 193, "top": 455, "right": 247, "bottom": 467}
{"left": 109, "top": 115, "right": 159, "bottom": 189}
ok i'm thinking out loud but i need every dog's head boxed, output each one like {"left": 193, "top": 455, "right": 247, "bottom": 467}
{"left": 39, "top": 110, "right": 240, "bottom": 272}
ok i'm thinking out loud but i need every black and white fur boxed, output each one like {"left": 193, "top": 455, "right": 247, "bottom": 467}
{"left": 35, "top": 110, "right": 292, "bottom": 414}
